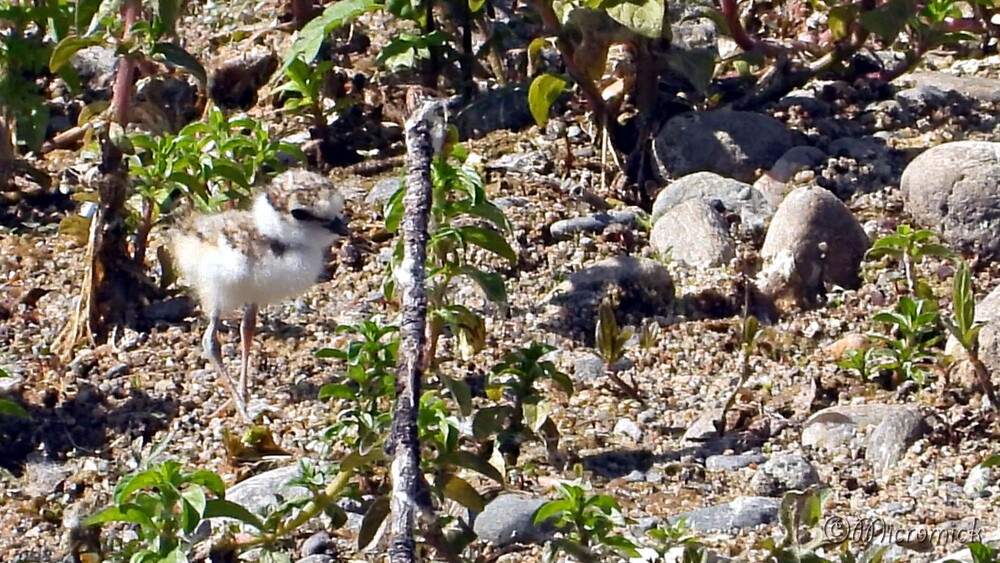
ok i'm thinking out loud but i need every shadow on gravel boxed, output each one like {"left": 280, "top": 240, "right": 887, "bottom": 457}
{"left": 0, "top": 382, "right": 177, "bottom": 474}
{"left": 579, "top": 435, "right": 767, "bottom": 480}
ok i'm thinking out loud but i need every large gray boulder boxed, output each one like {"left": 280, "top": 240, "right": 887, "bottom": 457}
{"left": 653, "top": 110, "right": 794, "bottom": 182}
{"left": 473, "top": 494, "right": 552, "bottom": 546}
{"left": 907, "top": 71, "right": 1000, "bottom": 103}
{"left": 801, "top": 404, "right": 928, "bottom": 472}
{"left": 757, "top": 186, "right": 869, "bottom": 305}
{"left": 650, "top": 199, "right": 735, "bottom": 268}
{"left": 901, "top": 141, "right": 1000, "bottom": 259}
{"left": 651, "top": 172, "right": 773, "bottom": 233}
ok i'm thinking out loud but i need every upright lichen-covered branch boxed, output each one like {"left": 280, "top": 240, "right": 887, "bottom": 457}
{"left": 387, "top": 100, "right": 445, "bottom": 562}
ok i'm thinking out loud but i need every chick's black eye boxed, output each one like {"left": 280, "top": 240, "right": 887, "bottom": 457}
{"left": 291, "top": 208, "right": 317, "bottom": 222}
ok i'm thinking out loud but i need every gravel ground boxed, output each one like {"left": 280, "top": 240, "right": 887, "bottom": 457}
{"left": 3, "top": 2, "right": 1000, "bottom": 562}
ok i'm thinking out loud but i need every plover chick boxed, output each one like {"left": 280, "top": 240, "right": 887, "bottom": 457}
{"left": 171, "top": 169, "right": 350, "bottom": 420}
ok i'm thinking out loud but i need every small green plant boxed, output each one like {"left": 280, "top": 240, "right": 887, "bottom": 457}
{"left": 384, "top": 141, "right": 515, "bottom": 364}
{"left": 763, "top": 487, "right": 889, "bottom": 563}
{"left": 594, "top": 301, "right": 641, "bottom": 401}
{"left": 869, "top": 296, "right": 941, "bottom": 386}
{"left": 473, "top": 342, "right": 574, "bottom": 466}
{"left": 716, "top": 314, "right": 761, "bottom": 435}
{"left": 837, "top": 347, "right": 878, "bottom": 381}
{"left": 942, "top": 261, "right": 999, "bottom": 405}
{"left": 316, "top": 319, "right": 399, "bottom": 455}
{"left": 533, "top": 474, "right": 639, "bottom": 562}
{"left": 86, "top": 460, "right": 262, "bottom": 562}
{"left": 949, "top": 542, "right": 1000, "bottom": 563}
{"left": 0, "top": 367, "right": 28, "bottom": 420}
{"left": 274, "top": 56, "right": 352, "bottom": 135}
{"left": 866, "top": 224, "right": 952, "bottom": 293}
{"left": 644, "top": 518, "right": 707, "bottom": 563}
{"left": 638, "top": 319, "right": 661, "bottom": 350}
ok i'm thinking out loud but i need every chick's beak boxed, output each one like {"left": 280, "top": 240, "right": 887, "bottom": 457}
{"left": 325, "top": 216, "right": 350, "bottom": 236}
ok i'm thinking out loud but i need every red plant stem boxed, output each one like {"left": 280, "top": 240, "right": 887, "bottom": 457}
{"left": 717, "top": 0, "right": 788, "bottom": 57}
{"left": 112, "top": 0, "right": 141, "bottom": 125}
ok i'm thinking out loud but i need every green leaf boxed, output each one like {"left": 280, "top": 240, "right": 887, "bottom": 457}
{"left": 472, "top": 406, "right": 512, "bottom": 439}
{"left": 161, "top": 547, "right": 188, "bottom": 563}
{"left": 156, "top": 0, "right": 181, "bottom": 36}
{"left": 827, "top": 5, "right": 856, "bottom": 40}
{"left": 50, "top": 36, "right": 104, "bottom": 73}
{"left": 186, "top": 470, "right": 226, "bottom": 498}
{"left": 456, "top": 225, "right": 516, "bottom": 262}
{"left": 528, "top": 73, "right": 567, "bottom": 128}
{"left": 441, "top": 374, "right": 473, "bottom": 417}
{"left": 469, "top": 0, "right": 487, "bottom": 12}
{"left": 319, "top": 383, "right": 356, "bottom": 400}
{"left": 74, "top": 0, "right": 103, "bottom": 34}
{"left": 979, "top": 455, "right": 1000, "bottom": 468}
{"left": 285, "top": 0, "right": 381, "bottom": 68}
{"left": 859, "top": 0, "right": 915, "bottom": 43}
{"left": 532, "top": 499, "right": 572, "bottom": 524}
{"left": 438, "top": 474, "right": 486, "bottom": 512}
{"left": 460, "top": 266, "right": 507, "bottom": 304}
{"left": 384, "top": 183, "right": 405, "bottom": 233}
{"left": 0, "top": 398, "right": 28, "bottom": 419}
{"left": 83, "top": 505, "right": 155, "bottom": 530}
{"left": 663, "top": 48, "right": 716, "bottom": 94}
{"left": 151, "top": 42, "right": 208, "bottom": 85}
{"left": 114, "top": 470, "right": 163, "bottom": 503}
{"left": 203, "top": 499, "right": 265, "bottom": 529}
{"left": 358, "top": 495, "right": 391, "bottom": 550}
{"left": 437, "top": 451, "right": 505, "bottom": 484}
{"left": 604, "top": 0, "right": 668, "bottom": 38}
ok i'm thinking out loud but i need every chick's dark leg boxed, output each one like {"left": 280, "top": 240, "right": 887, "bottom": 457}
{"left": 203, "top": 310, "right": 251, "bottom": 422}
{"left": 239, "top": 303, "right": 258, "bottom": 402}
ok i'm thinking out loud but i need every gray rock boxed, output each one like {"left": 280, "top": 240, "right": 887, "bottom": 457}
{"left": 224, "top": 464, "right": 312, "bottom": 518}
{"left": 572, "top": 352, "right": 606, "bottom": 382}
{"left": 473, "top": 494, "right": 551, "bottom": 546}
{"left": 366, "top": 177, "right": 402, "bottom": 207}
{"left": 901, "top": 141, "right": 1000, "bottom": 259}
{"left": 777, "top": 89, "right": 831, "bottom": 116}
{"left": 625, "top": 469, "right": 647, "bottom": 482}
{"left": 757, "top": 186, "right": 869, "bottom": 305}
{"left": 494, "top": 196, "right": 530, "bottom": 210}
{"left": 908, "top": 71, "right": 1000, "bottom": 103}
{"left": 549, "top": 211, "right": 637, "bottom": 240}
{"left": 547, "top": 256, "right": 675, "bottom": 337}
{"left": 653, "top": 110, "right": 794, "bottom": 182}
{"left": 755, "top": 146, "right": 828, "bottom": 207}
{"left": 613, "top": 418, "right": 643, "bottom": 442}
{"left": 650, "top": 199, "right": 735, "bottom": 268}
{"left": 667, "top": 496, "right": 780, "bottom": 531}
{"left": 828, "top": 136, "right": 887, "bottom": 161}
{"left": 683, "top": 409, "right": 722, "bottom": 442}
{"left": 864, "top": 409, "right": 928, "bottom": 472}
{"left": 454, "top": 87, "right": 535, "bottom": 140}
{"left": 705, "top": 454, "right": 767, "bottom": 472}
{"left": 802, "top": 405, "right": 928, "bottom": 471}
{"left": 301, "top": 531, "right": 335, "bottom": 557}
{"left": 297, "top": 556, "right": 336, "bottom": 563}
{"left": 750, "top": 454, "right": 820, "bottom": 496}
{"left": 650, "top": 172, "right": 773, "bottom": 233}
{"left": 964, "top": 465, "right": 995, "bottom": 498}
{"left": 896, "top": 84, "right": 950, "bottom": 108}
{"left": 70, "top": 46, "right": 117, "bottom": 98}
{"left": 769, "top": 146, "right": 827, "bottom": 183}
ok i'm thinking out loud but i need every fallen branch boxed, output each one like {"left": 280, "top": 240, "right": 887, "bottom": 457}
{"left": 387, "top": 100, "right": 447, "bottom": 563}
